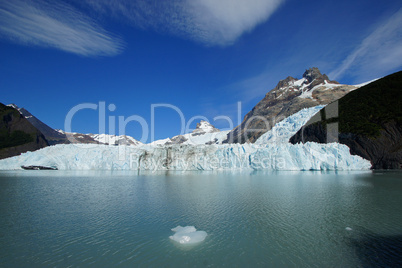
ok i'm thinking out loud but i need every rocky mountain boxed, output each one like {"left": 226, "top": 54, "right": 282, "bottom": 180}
{"left": 0, "top": 103, "right": 49, "bottom": 160}
{"left": 47, "top": 130, "right": 143, "bottom": 146}
{"left": 7, "top": 104, "right": 69, "bottom": 145}
{"left": 192, "top": 120, "right": 220, "bottom": 135}
{"left": 224, "top": 67, "right": 357, "bottom": 144}
{"left": 54, "top": 130, "right": 99, "bottom": 144}
{"left": 7, "top": 104, "right": 142, "bottom": 146}
{"left": 290, "top": 70, "right": 402, "bottom": 169}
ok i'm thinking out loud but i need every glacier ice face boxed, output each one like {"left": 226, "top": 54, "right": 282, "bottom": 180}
{"left": 0, "top": 142, "right": 371, "bottom": 171}
{"left": 255, "top": 105, "right": 325, "bottom": 144}
{"left": 170, "top": 226, "right": 207, "bottom": 244}
{"left": 0, "top": 105, "right": 372, "bottom": 171}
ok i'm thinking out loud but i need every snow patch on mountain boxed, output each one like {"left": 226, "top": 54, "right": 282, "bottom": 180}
{"left": 149, "top": 137, "right": 172, "bottom": 146}
{"left": 192, "top": 120, "right": 219, "bottom": 134}
{"left": 150, "top": 120, "right": 227, "bottom": 146}
{"left": 293, "top": 77, "right": 306, "bottom": 87}
{"left": 298, "top": 81, "right": 346, "bottom": 99}
{"left": 6, "top": 104, "right": 21, "bottom": 111}
{"left": 150, "top": 130, "right": 230, "bottom": 146}
{"left": 89, "top": 134, "right": 142, "bottom": 146}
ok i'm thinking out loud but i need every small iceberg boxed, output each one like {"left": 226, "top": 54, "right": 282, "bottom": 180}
{"left": 169, "top": 226, "right": 207, "bottom": 244}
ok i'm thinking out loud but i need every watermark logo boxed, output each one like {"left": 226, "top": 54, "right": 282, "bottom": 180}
{"left": 64, "top": 101, "right": 245, "bottom": 146}
{"left": 63, "top": 100, "right": 340, "bottom": 170}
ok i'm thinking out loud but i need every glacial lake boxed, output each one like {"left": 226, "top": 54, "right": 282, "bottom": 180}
{"left": 0, "top": 170, "right": 401, "bottom": 267}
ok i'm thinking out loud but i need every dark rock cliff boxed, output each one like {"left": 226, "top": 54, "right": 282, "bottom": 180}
{"left": 290, "top": 71, "right": 402, "bottom": 169}
{"left": 8, "top": 104, "right": 103, "bottom": 145}
{"left": 9, "top": 104, "right": 69, "bottom": 145}
{"left": 0, "top": 103, "right": 49, "bottom": 160}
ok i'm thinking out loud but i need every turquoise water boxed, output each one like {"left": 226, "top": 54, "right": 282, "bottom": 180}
{"left": 0, "top": 170, "right": 401, "bottom": 267}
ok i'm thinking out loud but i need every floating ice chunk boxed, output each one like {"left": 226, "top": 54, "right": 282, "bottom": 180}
{"left": 169, "top": 226, "right": 207, "bottom": 244}
{"left": 171, "top": 226, "right": 197, "bottom": 233}
{"left": 345, "top": 227, "right": 353, "bottom": 231}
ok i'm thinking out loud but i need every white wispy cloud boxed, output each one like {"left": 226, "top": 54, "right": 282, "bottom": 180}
{"left": 183, "top": 0, "right": 285, "bottom": 45}
{"left": 330, "top": 8, "right": 402, "bottom": 81}
{"left": 0, "top": 0, "right": 124, "bottom": 56}
{"left": 83, "top": 0, "right": 285, "bottom": 46}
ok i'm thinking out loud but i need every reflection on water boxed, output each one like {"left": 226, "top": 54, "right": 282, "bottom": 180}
{"left": 0, "top": 170, "right": 401, "bottom": 267}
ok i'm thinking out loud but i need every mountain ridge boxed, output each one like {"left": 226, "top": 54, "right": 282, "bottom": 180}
{"left": 8, "top": 104, "right": 69, "bottom": 145}
{"left": 151, "top": 120, "right": 228, "bottom": 146}
{"left": 224, "top": 67, "right": 357, "bottom": 144}
{"left": 8, "top": 105, "right": 143, "bottom": 146}
{"left": 0, "top": 103, "right": 49, "bottom": 160}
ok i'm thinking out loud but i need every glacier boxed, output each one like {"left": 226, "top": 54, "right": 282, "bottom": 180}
{"left": 255, "top": 105, "right": 325, "bottom": 144}
{"left": 0, "top": 106, "right": 372, "bottom": 171}
{"left": 0, "top": 142, "right": 370, "bottom": 171}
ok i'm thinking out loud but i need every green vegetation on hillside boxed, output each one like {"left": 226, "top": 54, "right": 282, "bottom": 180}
{"left": 0, "top": 130, "right": 34, "bottom": 149}
{"left": 321, "top": 71, "right": 402, "bottom": 137}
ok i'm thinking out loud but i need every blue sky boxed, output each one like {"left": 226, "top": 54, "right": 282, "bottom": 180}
{"left": 1, "top": 0, "right": 401, "bottom": 142}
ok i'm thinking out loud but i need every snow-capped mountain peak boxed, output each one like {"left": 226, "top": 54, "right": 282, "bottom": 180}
{"left": 149, "top": 120, "right": 227, "bottom": 146}
{"left": 192, "top": 120, "right": 220, "bottom": 135}
{"left": 225, "top": 67, "right": 358, "bottom": 144}
{"left": 89, "top": 133, "right": 142, "bottom": 146}
{"left": 264, "top": 67, "right": 351, "bottom": 103}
